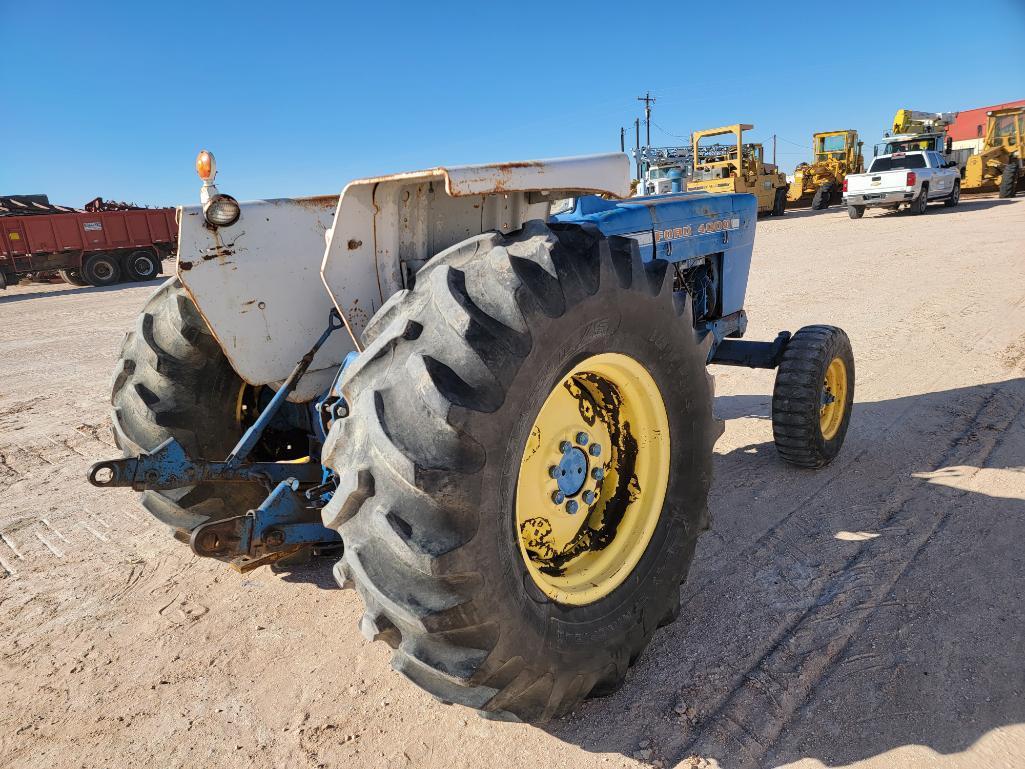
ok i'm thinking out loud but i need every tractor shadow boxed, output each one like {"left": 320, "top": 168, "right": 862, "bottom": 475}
{"left": 0, "top": 279, "right": 164, "bottom": 304}
{"left": 545, "top": 378, "right": 1025, "bottom": 768}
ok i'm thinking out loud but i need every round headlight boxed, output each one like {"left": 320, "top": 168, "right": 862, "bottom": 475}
{"left": 205, "top": 194, "right": 240, "bottom": 227}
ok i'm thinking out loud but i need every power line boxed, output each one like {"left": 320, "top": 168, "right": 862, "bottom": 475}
{"left": 652, "top": 121, "right": 690, "bottom": 141}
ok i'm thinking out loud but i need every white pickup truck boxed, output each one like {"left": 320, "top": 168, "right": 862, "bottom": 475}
{"left": 843, "top": 150, "right": 961, "bottom": 219}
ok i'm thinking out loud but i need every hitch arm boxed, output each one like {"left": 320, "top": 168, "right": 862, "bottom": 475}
{"left": 189, "top": 478, "right": 341, "bottom": 572}
{"left": 87, "top": 437, "right": 323, "bottom": 490}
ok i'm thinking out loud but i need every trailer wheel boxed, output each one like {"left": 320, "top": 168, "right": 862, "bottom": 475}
{"left": 110, "top": 279, "right": 266, "bottom": 535}
{"left": 124, "top": 249, "right": 161, "bottom": 281}
{"left": 771, "top": 325, "right": 854, "bottom": 468}
{"left": 321, "top": 221, "right": 720, "bottom": 722}
{"left": 82, "top": 253, "right": 121, "bottom": 286}
{"left": 58, "top": 269, "right": 89, "bottom": 286}
{"left": 811, "top": 182, "right": 834, "bottom": 210}
{"left": 999, "top": 160, "right": 1019, "bottom": 198}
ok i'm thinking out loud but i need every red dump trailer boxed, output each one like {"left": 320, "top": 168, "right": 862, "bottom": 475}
{"left": 0, "top": 195, "right": 178, "bottom": 289}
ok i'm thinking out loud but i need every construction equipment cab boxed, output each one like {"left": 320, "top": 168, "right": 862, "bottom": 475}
{"left": 787, "top": 130, "right": 863, "bottom": 210}
{"left": 688, "top": 123, "right": 788, "bottom": 215}
{"left": 962, "top": 106, "right": 1024, "bottom": 197}
{"left": 875, "top": 109, "right": 969, "bottom": 170}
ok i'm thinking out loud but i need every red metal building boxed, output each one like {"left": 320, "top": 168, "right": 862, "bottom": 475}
{"left": 949, "top": 99, "right": 1025, "bottom": 149}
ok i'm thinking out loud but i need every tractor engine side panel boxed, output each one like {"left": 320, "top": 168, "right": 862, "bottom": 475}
{"left": 554, "top": 192, "right": 757, "bottom": 317}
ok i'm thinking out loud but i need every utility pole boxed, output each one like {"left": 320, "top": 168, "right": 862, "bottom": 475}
{"left": 637, "top": 91, "right": 656, "bottom": 148}
{"left": 635, "top": 118, "right": 641, "bottom": 181}
{"left": 620, "top": 126, "right": 625, "bottom": 153}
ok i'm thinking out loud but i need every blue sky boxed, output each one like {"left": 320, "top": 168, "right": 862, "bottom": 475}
{"left": 2, "top": 0, "right": 1023, "bottom": 207}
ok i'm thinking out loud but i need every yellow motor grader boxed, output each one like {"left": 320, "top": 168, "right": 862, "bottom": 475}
{"left": 688, "top": 123, "right": 789, "bottom": 215}
{"left": 962, "top": 106, "right": 1024, "bottom": 197}
{"left": 787, "top": 130, "right": 863, "bottom": 210}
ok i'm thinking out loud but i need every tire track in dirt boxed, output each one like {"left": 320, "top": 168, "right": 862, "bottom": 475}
{"left": 675, "top": 377, "right": 1025, "bottom": 768}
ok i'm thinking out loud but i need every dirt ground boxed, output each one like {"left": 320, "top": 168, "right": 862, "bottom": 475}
{"left": 2, "top": 195, "right": 1024, "bottom": 769}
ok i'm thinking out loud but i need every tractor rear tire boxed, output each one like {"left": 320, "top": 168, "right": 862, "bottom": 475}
{"left": 82, "top": 253, "right": 121, "bottom": 286}
{"left": 812, "top": 182, "right": 834, "bottom": 210}
{"left": 59, "top": 268, "right": 89, "bottom": 286}
{"left": 999, "top": 160, "right": 1019, "bottom": 198}
{"left": 321, "top": 221, "right": 720, "bottom": 723}
{"left": 847, "top": 205, "right": 865, "bottom": 219}
{"left": 771, "top": 325, "right": 854, "bottom": 468}
{"left": 110, "top": 278, "right": 266, "bottom": 535}
{"left": 944, "top": 180, "right": 961, "bottom": 207}
{"left": 771, "top": 187, "right": 787, "bottom": 216}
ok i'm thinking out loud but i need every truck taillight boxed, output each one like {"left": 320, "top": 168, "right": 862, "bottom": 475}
{"left": 906, "top": 171, "right": 916, "bottom": 187}
{"left": 842, "top": 178, "right": 848, "bottom": 192}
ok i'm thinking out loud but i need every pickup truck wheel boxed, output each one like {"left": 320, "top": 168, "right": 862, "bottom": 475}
{"left": 82, "top": 253, "right": 121, "bottom": 286}
{"left": 811, "top": 182, "right": 834, "bottom": 210}
{"left": 110, "top": 279, "right": 266, "bottom": 535}
{"left": 944, "top": 180, "right": 961, "bottom": 207}
{"left": 321, "top": 221, "right": 720, "bottom": 722}
{"left": 847, "top": 205, "right": 865, "bottom": 219}
{"left": 58, "top": 269, "right": 90, "bottom": 286}
{"left": 772, "top": 325, "right": 855, "bottom": 468}
{"left": 999, "top": 160, "right": 1019, "bottom": 198}
{"left": 124, "top": 249, "right": 161, "bottom": 281}
{"left": 910, "top": 185, "right": 929, "bottom": 215}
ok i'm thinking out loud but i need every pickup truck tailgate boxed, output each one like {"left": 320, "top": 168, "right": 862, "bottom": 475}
{"left": 846, "top": 171, "right": 909, "bottom": 194}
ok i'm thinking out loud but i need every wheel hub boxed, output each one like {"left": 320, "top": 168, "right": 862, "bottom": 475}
{"left": 515, "top": 353, "right": 670, "bottom": 605}
{"left": 820, "top": 356, "right": 848, "bottom": 440}
{"left": 553, "top": 443, "right": 590, "bottom": 497}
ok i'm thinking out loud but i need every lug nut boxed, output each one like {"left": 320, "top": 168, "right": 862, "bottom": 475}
{"left": 552, "top": 490, "right": 565, "bottom": 504}
{"left": 575, "top": 431, "right": 589, "bottom": 446}
{"left": 591, "top": 467, "right": 604, "bottom": 480}
{"left": 559, "top": 440, "right": 572, "bottom": 453}
{"left": 589, "top": 443, "right": 602, "bottom": 457}
{"left": 566, "top": 500, "right": 579, "bottom": 514}
{"left": 583, "top": 490, "right": 596, "bottom": 505}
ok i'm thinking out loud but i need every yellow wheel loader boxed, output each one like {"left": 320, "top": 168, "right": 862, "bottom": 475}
{"left": 688, "top": 123, "right": 789, "bottom": 215}
{"left": 787, "top": 130, "right": 864, "bottom": 210}
{"left": 962, "top": 107, "right": 1025, "bottom": 197}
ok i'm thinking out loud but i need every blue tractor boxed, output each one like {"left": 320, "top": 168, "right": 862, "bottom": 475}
{"left": 90, "top": 153, "right": 853, "bottom": 723}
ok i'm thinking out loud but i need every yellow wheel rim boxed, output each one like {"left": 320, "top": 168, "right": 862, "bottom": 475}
{"left": 820, "top": 357, "right": 848, "bottom": 441}
{"left": 515, "top": 353, "right": 670, "bottom": 605}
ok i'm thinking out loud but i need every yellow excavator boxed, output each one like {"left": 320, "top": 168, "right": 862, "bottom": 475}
{"left": 787, "top": 130, "right": 863, "bottom": 210}
{"left": 688, "top": 123, "right": 789, "bottom": 215}
{"left": 962, "top": 106, "right": 1024, "bottom": 197}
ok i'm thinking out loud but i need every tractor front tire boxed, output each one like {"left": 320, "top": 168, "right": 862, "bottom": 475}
{"left": 321, "top": 221, "right": 720, "bottom": 723}
{"left": 110, "top": 279, "right": 266, "bottom": 535}
{"left": 999, "top": 160, "right": 1019, "bottom": 198}
{"left": 771, "top": 325, "right": 854, "bottom": 468}
{"left": 812, "top": 182, "right": 834, "bottom": 210}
